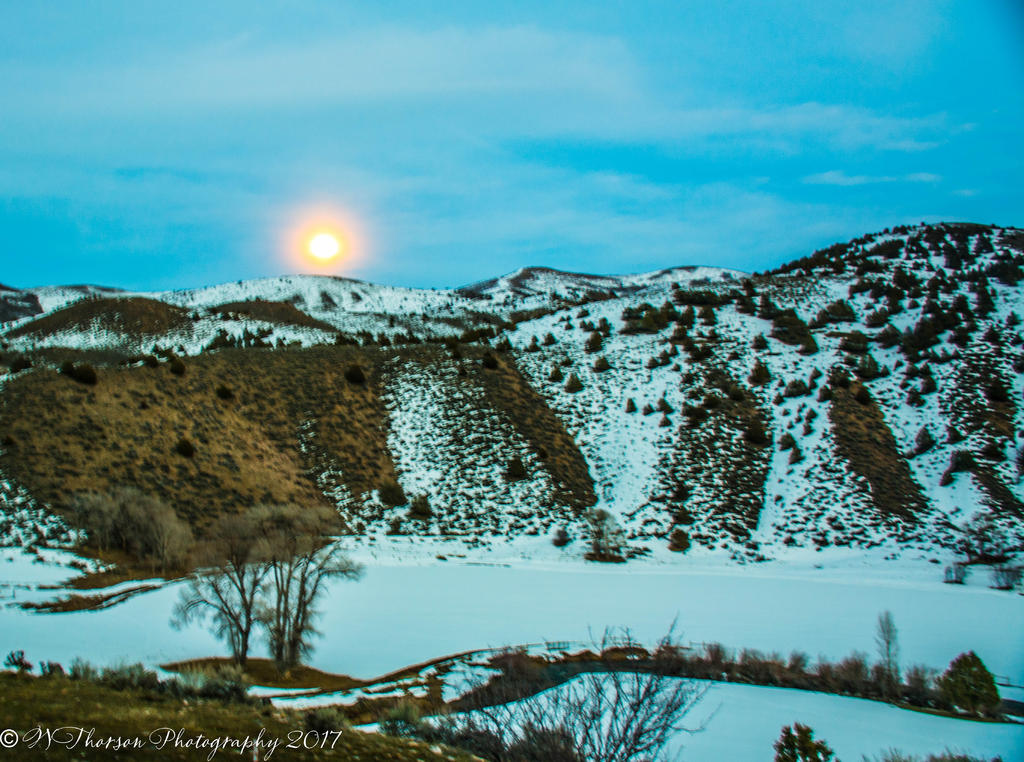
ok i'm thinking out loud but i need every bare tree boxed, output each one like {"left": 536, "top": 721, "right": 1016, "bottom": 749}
{"left": 875, "top": 610, "right": 899, "bottom": 699}
{"left": 71, "top": 491, "right": 118, "bottom": 553}
{"left": 443, "top": 628, "right": 707, "bottom": 762}
{"left": 586, "top": 509, "right": 627, "bottom": 561}
{"left": 990, "top": 565, "right": 1022, "bottom": 591}
{"left": 149, "top": 507, "right": 193, "bottom": 571}
{"left": 174, "top": 512, "right": 269, "bottom": 667}
{"left": 253, "top": 504, "right": 363, "bottom": 673}
{"left": 71, "top": 487, "right": 192, "bottom": 571}
{"left": 944, "top": 562, "right": 969, "bottom": 584}
{"left": 174, "top": 503, "right": 362, "bottom": 673}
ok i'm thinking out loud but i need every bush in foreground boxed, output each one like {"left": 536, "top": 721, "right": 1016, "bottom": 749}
{"left": 4, "top": 650, "right": 32, "bottom": 673}
{"left": 870, "top": 751, "right": 1004, "bottom": 762}
{"left": 305, "top": 706, "right": 350, "bottom": 734}
{"left": 773, "top": 723, "right": 835, "bottom": 762}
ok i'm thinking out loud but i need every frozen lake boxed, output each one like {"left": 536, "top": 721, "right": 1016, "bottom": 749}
{"left": 3, "top": 546, "right": 1021, "bottom": 684}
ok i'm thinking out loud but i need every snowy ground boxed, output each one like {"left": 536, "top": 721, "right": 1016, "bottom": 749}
{"left": 2, "top": 545, "right": 1021, "bottom": 685}
{"left": 682, "top": 680, "right": 1023, "bottom": 760}
{"left": 474, "top": 678, "right": 1024, "bottom": 762}
{"left": 2, "top": 542, "right": 1022, "bottom": 759}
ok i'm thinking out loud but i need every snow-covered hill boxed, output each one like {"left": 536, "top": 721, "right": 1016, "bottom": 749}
{"left": 1, "top": 222, "right": 1022, "bottom": 563}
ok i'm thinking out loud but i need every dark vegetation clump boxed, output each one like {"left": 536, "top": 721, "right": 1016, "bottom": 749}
{"left": 944, "top": 562, "right": 969, "bottom": 584}
{"left": 174, "top": 438, "right": 196, "bottom": 458}
{"left": 783, "top": 379, "right": 810, "bottom": 398}
{"left": 668, "top": 529, "right": 690, "bottom": 553}
{"left": 344, "top": 364, "right": 367, "bottom": 384}
{"left": 984, "top": 379, "right": 1009, "bottom": 403}
{"left": 913, "top": 427, "right": 935, "bottom": 456}
{"left": 939, "top": 450, "right": 974, "bottom": 486}
{"left": 620, "top": 301, "right": 679, "bottom": 334}
{"left": 552, "top": 527, "right": 571, "bottom": 547}
{"left": 936, "top": 651, "right": 1001, "bottom": 717}
{"left": 51, "top": 659, "right": 252, "bottom": 704}
{"left": 379, "top": 480, "right": 407, "bottom": 506}
{"left": 305, "top": 707, "right": 350, "bottom": 734}
{"left": 979, "top": 440, "right": 1005, "bottom": 462}
{"left": 744, "top": 419, "right": 771, "bottom": 446}
{"left": 4, "top": 650, "right": 32, "bottom": 673}
{"left": 59, "top": 361, "right": 98, "bottom": 385}
{"left": 748, "top": 361, "right": 771, "bottom": 386}
{"left": 10, "top": 356, "right": 32, "bottom": 373}
{"left": 505, "top": 457, "right": 528, "bottom": 482}
{"left": 839, "top": 331, "right": 869, "bottom": 354}
{"left": 408, "top": 494, "right": 432, "bottom": 520}
{"left": 215, "top": 384, "right": 234, "bottom": 400}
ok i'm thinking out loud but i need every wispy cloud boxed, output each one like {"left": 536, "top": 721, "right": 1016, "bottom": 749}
{"left": 803, "top": 170, "right": 942, "bottom": 186}
{"left": 7, "top": 26, "right": 640, "bottom": 113}
{"left": 0, "top": 3, "right": 1019, "bottom": 291}
{"left": 2, "top": 26, "right": 953, "bottom": 156}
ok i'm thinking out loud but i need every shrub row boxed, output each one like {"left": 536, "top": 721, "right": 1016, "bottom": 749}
{"left": 5, "top": 654, "right": 251, "bottom": 704}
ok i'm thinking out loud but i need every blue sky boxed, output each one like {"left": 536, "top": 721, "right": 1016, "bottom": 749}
{"left": 1, "top": 0, "right": 1021, "bottom": 290}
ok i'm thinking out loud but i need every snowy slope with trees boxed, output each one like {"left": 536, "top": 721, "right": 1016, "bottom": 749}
{"left": 0, "top": 222, "right": 1022, "bottom": 564}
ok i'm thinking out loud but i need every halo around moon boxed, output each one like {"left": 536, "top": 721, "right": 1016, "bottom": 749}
{"left": 284, "top": 206, "right": 367, "bottom": 275}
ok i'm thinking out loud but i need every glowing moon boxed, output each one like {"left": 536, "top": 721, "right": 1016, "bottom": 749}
{"left": 308, "top": 232, "right": 342, "bottom": 261}
{"left": 285, "top": 207, "right": 365, "bottom": 274}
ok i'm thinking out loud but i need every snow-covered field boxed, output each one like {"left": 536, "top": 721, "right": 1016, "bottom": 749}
{"left": 500, "top": 678, "right": 1024, "bottom": 761}
{"left": 689, "top": 681, "right": 1023, "bottom": 760}
{"left": 3, "top": 546, "right": 1021, "bottom": 684}
{"left": 1, "top": 527, "right": 1022, "bottom": 760}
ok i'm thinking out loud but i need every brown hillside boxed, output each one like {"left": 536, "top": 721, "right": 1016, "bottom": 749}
{"left": 6, "top": 296, "right": 191, "bottom": 339}
{"left": 0, "top": 346, "right": 399, "bottom": 531}
{"left": 972, "top": 462, "right": 1024, "bottom": 520}
{"left": 215, "top": 299, "right": 339, "bottom": 333}
{"left": 476, "top": 351, "right": 597, "bottom": 512}
{"left": 829, "top": 382, "right": 929, "bottom": 522}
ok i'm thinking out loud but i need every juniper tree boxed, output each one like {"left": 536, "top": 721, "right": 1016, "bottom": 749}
{"left": 773, "top": 723, "right": 834, "bottom": 762}
{"left": 937, "top": 651, "right": 1000, "bottom": 716}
